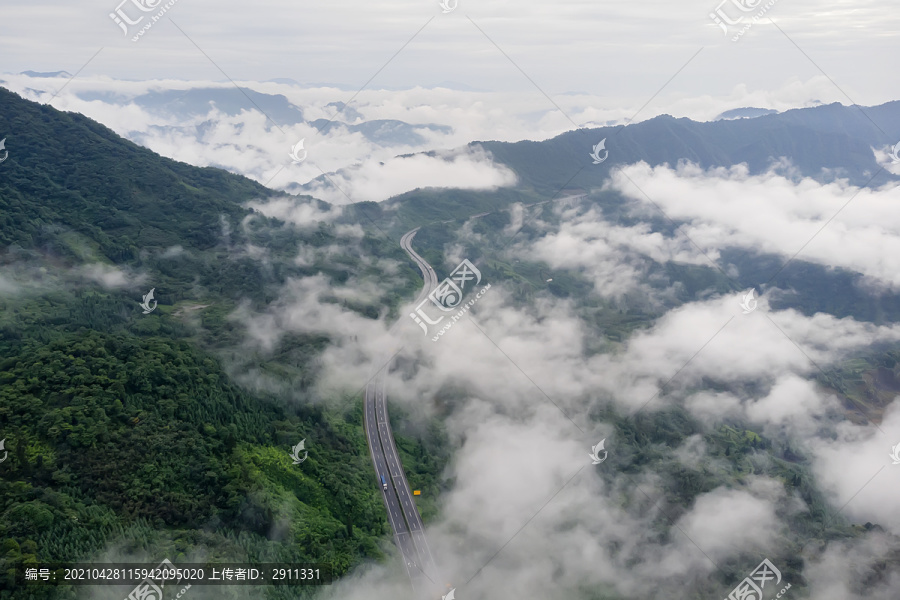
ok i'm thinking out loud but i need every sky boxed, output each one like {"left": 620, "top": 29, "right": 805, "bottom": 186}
{"left": 2, "top": 0, "right": 898, "bottom": 106}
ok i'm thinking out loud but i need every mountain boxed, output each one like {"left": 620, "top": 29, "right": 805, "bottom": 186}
{"left": 0, "top": 87, "right": 446, "bottom": 599}
{"left": 714, "top": 107, "right": 779, "bottom": 120}
{"left": 0, "top": 87, "right": 275, "bottom": 256}
{"left": 266, "top": 78, "right": 302, "bottom": 86}
{"left": 345, "top": 102, "right": 900, "bottom": 600}
{"left": 309, "top": 117, "right": 453, "bottom": 146}
{"left": 299, "top": 101, "right": 900, "bottom": 228}
{"left": 17, "top": 71, "right": 71, "bottom": 79}
{"left": 476, "top": 101, "right": 900, "bottom": 193}
{"left": 77, "top": 87, "right": 307, "bottom": 126}
{"left": 62, "top": 83, "right": 455, "bottom": 156}
{"left": 361, "top": 101, "right": 900, "bottom": 328}
{"left": 325, "top": 101, "right": 364, "bottom": 122}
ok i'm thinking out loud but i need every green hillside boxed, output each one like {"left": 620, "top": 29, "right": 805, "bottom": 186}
{"left": 0, "top": 88, "right": 445, "bottom": 599}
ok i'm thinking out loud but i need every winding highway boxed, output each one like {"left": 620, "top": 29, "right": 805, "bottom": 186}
{"left": 365, "top": 205, "right": 583, "bottom": 595}
{"left": 401, "top": 227, "right": 438, "bottom": 305}
{"left": 363, "top": 227, "right": 440, "bottom": 595}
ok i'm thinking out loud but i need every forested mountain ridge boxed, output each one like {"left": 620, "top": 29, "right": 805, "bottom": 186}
{"left": 324, "top": 101, "right": 900, "bottom": 242}
{"left": 476, "top": 101, "right": 900, "bottom": 194}
{"left": 0, "top": 88, "right": 444, "bottom": 599}
{"left": 370, "top": 101, "right": 900, "bottom": 327}
{"left": 0, "top": 86, "right": 274, "bottom": 257}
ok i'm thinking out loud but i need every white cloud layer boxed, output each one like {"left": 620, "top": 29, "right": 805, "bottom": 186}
{"left": 223, "top": 240, "right": 900, "bottom": 598}
{"left": 607, "top": 162, "right": 900, "bottom": 289}
{"left": 299, "top": 146, "right": 518, "bottom": 204}
{"left": 2, "top": 72, "right": 888, "bottom": 206}
{"left": 246, "top": 195, "right": 344, "bottom": 225}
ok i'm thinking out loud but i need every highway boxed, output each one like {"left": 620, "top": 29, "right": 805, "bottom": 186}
{"left": 363, "top": 379, "right": 422, "bottom": 583}
{"left": 401, "top": 227, "right": 438, "bottom": 305}
{"left": 366, "top": 210, "right": 581, "bottom": 594}
{"left": 363, "top": 227, "right": 440, "bottom": 594}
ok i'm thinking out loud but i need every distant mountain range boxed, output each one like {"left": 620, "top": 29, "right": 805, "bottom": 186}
{"left": 79, "top": 86, "right": 308, "bottom": 125}
{"left": 714, "top": 107, "right": 779, "bottom": 120}
{"left": 297, "top": 101, "right": 899, "bottom": 204}
{"left": 476, "top": 101, "right": 900, "bottom": 193}
{"left": 18, "top": 70, "right": 72, "bottom": 78}
{"left": 5, "top": 72, "right": 897, "bottom": 202}
{"left": 8, "top": 75, "right": 456, "bottom": 152}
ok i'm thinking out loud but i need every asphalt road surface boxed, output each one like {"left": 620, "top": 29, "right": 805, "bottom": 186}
{"left": 363, "top": 228, "right": 440, "bottom": 594}
{"left": 401, "top": 227, "right": 438, "bottom": 306}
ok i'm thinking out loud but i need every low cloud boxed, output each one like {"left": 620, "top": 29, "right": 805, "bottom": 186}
{"left": 516, "top": 202, "right": 709, "bottom": 301}
{"left": 77, "top": 263, "right": 144, "bottom": 289}
{"left": 298, "top": 146, "right": 518, "bottom": 205}
{"left": 159, "top": 245, "right": 185, "bottom": 258}
{"left": 0, "top": 273, "right": 22, "bottom": 295}
{"left": 609, "top": 161, "right": 900, "bottom": 289}
{"left": 1, "top": 74, "right": 873, "bottom": 206}
{"left": 807, "top": 401, "right": 900, "bottom": 533}
{"left": 247, "top": 195, "right": 344, "bottom": 225}
{"left": 804, "top": 532, "right": 900, "bottom": 600}
{"left": 675, "top": 481, "right": 784, "bottom": 559}
{"left": 207, "top": 205, "right": 900, "bottom": 600}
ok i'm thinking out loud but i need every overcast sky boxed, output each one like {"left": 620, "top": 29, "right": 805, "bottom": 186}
{"left": 2, "top": 0, "right": 898, "bottom": 107}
